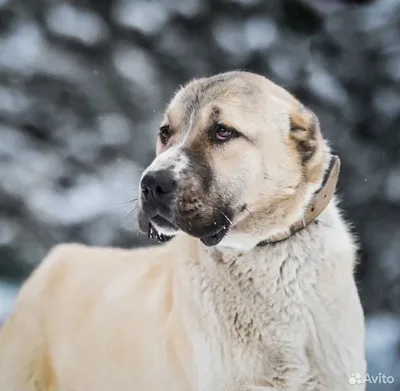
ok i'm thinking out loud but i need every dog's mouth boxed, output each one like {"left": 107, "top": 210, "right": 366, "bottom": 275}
{"left": 146, "top": 215, "right": 230, "bottom": 246}
{"left": 147, "top": 223, "right": 174, "bottom": 243}
{"left": 147, "top": 215, "right": 177, "bottom": 243}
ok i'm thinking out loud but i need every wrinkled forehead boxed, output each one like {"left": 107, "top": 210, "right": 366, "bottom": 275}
{"left": 164, "top": 72, "right": 300, "bottom": 136}
{"left": 166, "top": 74, "right": 259, "bottom": 127}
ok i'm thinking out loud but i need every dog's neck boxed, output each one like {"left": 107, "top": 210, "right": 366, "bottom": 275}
{"left": 257, "top": 155, "right": 340, "bottom": 246}
{"left": 215, "top": 155, "right": 341, "bottom": 252}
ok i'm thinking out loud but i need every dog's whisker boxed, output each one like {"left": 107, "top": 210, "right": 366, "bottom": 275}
{"left": 112, "top": 198, "right": 138, "bottom": 206}
{"left": 301, "top": 214, "right": 306, "bottom": 228}
{"left": 123, "top": 207, "right": 139, "bottom": 221}
{"left": 123, "top": 212, "right": 136, "bottom": 221}
{"left": 222, "top": 212, "right": 232, "bottom": 224}
{"left": 245, "top": 206, "right": 255, "bottom": 220}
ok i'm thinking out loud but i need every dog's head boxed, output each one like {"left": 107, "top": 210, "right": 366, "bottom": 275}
{"left": 138, "top": 71, "right": 332, "bottom": 250}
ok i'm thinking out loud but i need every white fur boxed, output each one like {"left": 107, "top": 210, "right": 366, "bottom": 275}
{"left": 141, "top": 145, "right": 189, "bottom": 184}
{"left": 184, "top": 200, "right": 366, "bottom": 390}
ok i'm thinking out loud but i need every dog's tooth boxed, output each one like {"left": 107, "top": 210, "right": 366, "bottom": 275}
{"left": 148, "top": 224, "right": 156, "bottom": 239}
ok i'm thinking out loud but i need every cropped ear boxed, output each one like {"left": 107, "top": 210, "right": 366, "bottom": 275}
{"left": 289, "top": 105, "right": 320, "bottom": 165}
{"left": 289, "top": 106, "right": 329, "bottom": 185}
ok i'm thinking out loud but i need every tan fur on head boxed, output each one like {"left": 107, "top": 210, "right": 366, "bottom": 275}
{"left": 145, "top": 71, "right": 332, "bottom": 249}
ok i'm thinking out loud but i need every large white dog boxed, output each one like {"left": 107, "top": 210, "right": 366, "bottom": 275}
{"left": 0, "top": 71, "right": 366, "bottom": 391}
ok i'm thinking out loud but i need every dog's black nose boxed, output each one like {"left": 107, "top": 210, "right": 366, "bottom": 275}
{"left": 141, "top": 170, "right": 177, "bottom": 203}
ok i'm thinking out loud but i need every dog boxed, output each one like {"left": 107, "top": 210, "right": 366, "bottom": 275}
{"left": 0, "top": 71, "right": 366, "bottom": 391}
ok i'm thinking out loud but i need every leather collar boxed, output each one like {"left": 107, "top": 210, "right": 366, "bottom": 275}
{"left": 257, "top": 155, "right": 341, "bottom": 247}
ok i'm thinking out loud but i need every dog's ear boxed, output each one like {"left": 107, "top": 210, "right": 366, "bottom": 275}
{"left": 289, "top": 106, "right": 321, "bottom": 165}
{"left": 289, "top": 106, "right": 326, "bottom": 182}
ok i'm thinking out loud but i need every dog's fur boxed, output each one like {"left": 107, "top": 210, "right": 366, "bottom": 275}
{"left": 0, "top": 71, "right": 366, "bottom": 391}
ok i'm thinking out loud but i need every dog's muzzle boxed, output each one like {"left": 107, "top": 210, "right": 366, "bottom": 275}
{"left": 140, "top": 169, "right": 177, "bottom": 226}
{"left": 139, "top": 169, "right": 231, "bottom": 246}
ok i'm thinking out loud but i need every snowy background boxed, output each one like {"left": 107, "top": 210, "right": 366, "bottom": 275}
{"left": 0, "top": 0, "right": 399, "bottom": 388}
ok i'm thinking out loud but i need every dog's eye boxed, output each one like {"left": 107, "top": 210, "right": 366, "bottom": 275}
{"left": 209, "top": 125, "right": 237, "bottom": 143}
{"left": 159, "top": 126, "right": 172, "bottom": 144}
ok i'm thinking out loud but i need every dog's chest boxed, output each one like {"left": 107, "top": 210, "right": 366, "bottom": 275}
{"left": 191, "top": 251, "right": 315, "bottom": 390}
{"left": 203, "top": 249, "right": 313, "bottom": 338}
